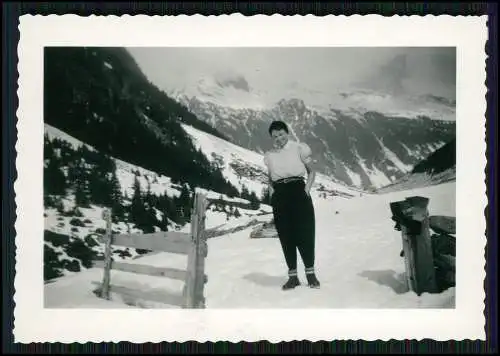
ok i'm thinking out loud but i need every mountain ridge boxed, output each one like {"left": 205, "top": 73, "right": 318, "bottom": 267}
{"left": 375, "top": 137, "right": 456, "bottom": 193}
{"left": 174, "top": 93, "right": 455, "bottom": 190}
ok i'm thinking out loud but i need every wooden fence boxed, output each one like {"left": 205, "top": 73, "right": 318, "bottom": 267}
{"left": 390, "top": 196, "right": 456, "bottom": 295}
{"left": 92, "top": 191, "right": 209, "bottom": 308}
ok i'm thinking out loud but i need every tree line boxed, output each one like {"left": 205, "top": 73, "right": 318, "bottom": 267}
{"left": 44, "top": 135, "right": 194, "bottom": 231}
{"left": 44, "top": 135, "right": 268, "bottom": 233}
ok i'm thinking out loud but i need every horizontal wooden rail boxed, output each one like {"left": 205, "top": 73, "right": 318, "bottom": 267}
{"left": 93, "top": 260, "right": 188, "bottom": 281}
{"left": 204, "top": 218, "right": 263, "bottom": 239}
{"left": 97, "top": 231, "right": 191, "bottom": 255}
{"left": 435, "top": 254, "right": 456, "bottom": 269}
{"left": 429, "top": 215, "right": 456, "bottom": 235}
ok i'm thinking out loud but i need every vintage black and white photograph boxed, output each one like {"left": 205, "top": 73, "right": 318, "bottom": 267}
{"left": 14, "top": 14, "right": 487, "bottom": 342}
{"left": 42, "top": 45, "right": 458, "bottom": 309}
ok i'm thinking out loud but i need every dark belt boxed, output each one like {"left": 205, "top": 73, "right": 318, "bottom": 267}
{"left": 273, "top": 176, "right": 304, "bottom": 186}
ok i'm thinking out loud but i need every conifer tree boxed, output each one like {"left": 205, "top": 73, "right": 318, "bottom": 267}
{"left": 249, "top": 190, "right": 260, "bottom": 210}
{"left": 159, "top": 212, "right": 169, "bottom": 232}
{"left": 164, "top": 192, "right": 178, "bottom": 222}
{"left": 110, "top": 169, "right": 124, "bottom": 221}
{"left": 44, "top": 134, "right": 54, "bottom": 161}
{"left": 44, "top": 157, "right": 67, "bottom": 196}
{"left": 74, "top": 176, "right": 91, "bottom": 207}
{"left": 88, "top": 169, "right": 107, "bottom": 205}
{"left": 129, "top": 176, "right": 144, "bottom": 228}
{"left": 178, "top": 183, "right": 192, "bottom": 222}
{"left": 261, "top": 186, "right": 271, "bottom": 204}
{"left": 240, "top": 185, "right": 250, "bottom": 201}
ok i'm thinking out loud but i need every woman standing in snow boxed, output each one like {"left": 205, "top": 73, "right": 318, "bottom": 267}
{"left": 263, "top": 120, "right": 320, "bottom": 290}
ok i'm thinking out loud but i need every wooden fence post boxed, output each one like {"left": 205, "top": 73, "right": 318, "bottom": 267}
{"left": 390, "top": 196, "right": 439, "bottom": 295}
{"left": 99, "top": 208, "right": 113, "bottom": 300}
{"left": 183, "top": 191, "right": 208, "bottom": 308}
{"left": 194, "top": 192, "right": 208, "bottom": 308}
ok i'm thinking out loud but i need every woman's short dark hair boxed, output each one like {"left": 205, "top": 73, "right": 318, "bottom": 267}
{"left": 268, "top": 120, "right": 289, "bottom": 135}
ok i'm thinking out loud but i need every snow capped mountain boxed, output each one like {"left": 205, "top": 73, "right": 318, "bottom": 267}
{"left": 170, "top": 85, "right": 455, "bottom": 191}
{"left": 162, "top": 51, "right": 456, "bottom": 123}
{"left": 168, "top": 72, "right": 456, "bottom": 122}
{"left": 329, "top": 89, "right": 456, "bottom": 122}
{"left": 169, "top": 73, "right": 271, "bottom": 111}
{"left": 155, "top": 48, "right": 456, "bottom": 192}
{"left": 123, "top": 47, "right": 457, "bottom": 191}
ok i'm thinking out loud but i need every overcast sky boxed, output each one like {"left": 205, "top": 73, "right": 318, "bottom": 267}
{"left": 127, "top": 47, "right": 456, "bottom": 101}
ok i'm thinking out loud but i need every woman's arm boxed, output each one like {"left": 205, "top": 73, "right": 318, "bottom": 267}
{"left": 304, "top": 161, "right": 316, "bottom": 196}
{"left": 264, "top": 154, "right": 274, "bottom": 200}
{"left": 299, "top": 143, "right": 315, "bottom": 196}
{"left": 268, "top": 174, "right": 275, "bottom": 198}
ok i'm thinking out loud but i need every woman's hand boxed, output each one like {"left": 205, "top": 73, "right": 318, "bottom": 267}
{"left": 304, "top": 184, "right": 311, "bottom": 196}
{"left": 267, "top": 179, "right": 274, "bottom": 204}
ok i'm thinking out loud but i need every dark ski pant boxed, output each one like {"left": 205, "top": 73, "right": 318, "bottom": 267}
{"left": 271, "top": 179, "right": 316, "bottom": 272}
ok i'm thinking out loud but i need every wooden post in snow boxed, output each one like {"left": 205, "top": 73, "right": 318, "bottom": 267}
{"left": 390, "top": 196, "right": 439, "bottom": 295}
{"left": 194, "top": 192, "right": 209, "bottom": 308}
{"left": 183, "top": 190, "right": 208, "bottom": 308}
{"left": 99, "top": 208, "right": 113, "bottom": 300}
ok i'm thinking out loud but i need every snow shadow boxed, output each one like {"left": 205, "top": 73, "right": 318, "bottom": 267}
{"left": 358, "top": 269, "right": 409, "bottom": 294}
{"left": 243, "top": 272, "right": 284, "bottom": 287}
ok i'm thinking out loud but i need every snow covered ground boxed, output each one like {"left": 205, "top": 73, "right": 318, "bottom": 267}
{"left": 45, "top": 181, "right": 456, "bottom": 309}
{"left": 43, "top": 122, "right": 356, "bottom": 282}
{"left": 43, "top": 120, "right": 456, "bottom": 310}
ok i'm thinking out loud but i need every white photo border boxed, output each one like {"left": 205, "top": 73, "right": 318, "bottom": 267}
{"left": 14, "top": 14, "right": 488, "bottom": 343}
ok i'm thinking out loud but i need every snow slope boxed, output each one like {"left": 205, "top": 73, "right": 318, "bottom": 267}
{"left": 45, "top": 181, "right": 456, "bottom": 309}
{"left": 375, "top": 168, "right": 456, "bottom": 194}
{"left": 45, "top": 124, "right": 184, "bottom": 200}
{"left": 43, "top": 123, "right": 273, "bottom": 278}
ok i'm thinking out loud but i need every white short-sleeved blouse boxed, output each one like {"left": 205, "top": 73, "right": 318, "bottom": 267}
{"left": 263, "top": 140, "right": 312, "bottom": 182}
